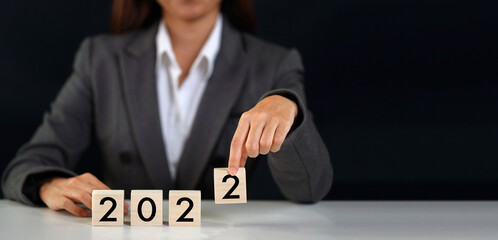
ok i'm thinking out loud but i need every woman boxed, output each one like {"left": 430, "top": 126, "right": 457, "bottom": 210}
{"left": 2, "top": 0, "right": 332, "bottom": 217}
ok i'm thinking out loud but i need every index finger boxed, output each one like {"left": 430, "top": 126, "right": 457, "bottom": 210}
{"left": 228, "top": 115, "right": 250, "bottom": 175}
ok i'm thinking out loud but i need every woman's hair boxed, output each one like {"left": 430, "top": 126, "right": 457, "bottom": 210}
{"left": 111, "top": 0, "right": 255, "bottom": 34}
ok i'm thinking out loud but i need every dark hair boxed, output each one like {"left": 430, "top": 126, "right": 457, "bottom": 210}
{"left": 111, "top": 0, "right": 255, "bottom": 34}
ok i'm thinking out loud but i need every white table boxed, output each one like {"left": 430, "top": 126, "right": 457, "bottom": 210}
{"left": 0, "top": 200, "right": 497, "bottom": 239}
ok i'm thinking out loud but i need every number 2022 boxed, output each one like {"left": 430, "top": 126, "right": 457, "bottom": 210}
{"left": 92, "top": 168, "right": 246, "bottom": 226}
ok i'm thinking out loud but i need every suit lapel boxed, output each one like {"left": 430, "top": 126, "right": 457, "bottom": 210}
{"left": 117, "top": 19, "right": 248, "bottom": 190}
{"left": 117, "top": 23, "right": 173, "bottom": 190}
{"left": 176, "top": 20, "right": 249, "bottom": 189}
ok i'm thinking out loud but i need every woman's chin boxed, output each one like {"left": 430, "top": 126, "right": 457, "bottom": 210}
{"left": 175, "top": 9, "right": 213, "bottom": 21}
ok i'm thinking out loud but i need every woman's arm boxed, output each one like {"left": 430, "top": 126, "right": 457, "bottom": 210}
{"left": 1, "top": 38, "right": 120, "bottom": 215}
{"left": 228, "top": 49, "right": 333, "bottom": 203}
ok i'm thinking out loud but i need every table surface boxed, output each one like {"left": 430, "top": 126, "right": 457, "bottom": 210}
{"left": 1, "top": 200, "right": 497, "bottom": 240}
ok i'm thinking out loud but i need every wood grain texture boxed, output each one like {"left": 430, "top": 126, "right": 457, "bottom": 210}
{"left": 130, "top": 190, "right": 163, "bottom": 226}
{"left": 92, "top": 190, "right": 124, "bottom": 226}
{"left": 168, "top": 190, "right": 201, "bottom": 226}
{"left": 214, "top": 168, "right": 247, "bottom": 204}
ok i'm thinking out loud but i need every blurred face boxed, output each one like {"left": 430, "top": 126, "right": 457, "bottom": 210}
{"left": 156, "top": 0, "right": 222, "bottom": 21}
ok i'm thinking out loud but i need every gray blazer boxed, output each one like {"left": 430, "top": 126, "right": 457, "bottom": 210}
{"left": 2, "top": 18, "right": 333, "bottom": 205}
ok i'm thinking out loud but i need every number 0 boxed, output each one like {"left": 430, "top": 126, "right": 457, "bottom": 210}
{"left": 137, "top": 197, "right": 156, "bottom": 222}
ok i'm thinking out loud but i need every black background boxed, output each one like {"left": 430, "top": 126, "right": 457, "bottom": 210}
{"left": 1, "top": 0, "right": 497, "bottom": 200}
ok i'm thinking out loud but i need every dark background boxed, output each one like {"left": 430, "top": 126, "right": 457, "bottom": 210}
{"left": 1, "top": 0, "right": 497, "bottom": 200}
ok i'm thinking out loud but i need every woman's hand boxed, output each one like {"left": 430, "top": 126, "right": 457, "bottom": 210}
{"left": 39, "top": 172, "right": 129, "bottom": 217}
{"left": 228, "top": 95, "right": 298, "bottom": 175}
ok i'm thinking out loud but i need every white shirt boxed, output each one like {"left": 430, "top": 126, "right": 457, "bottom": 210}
{"left": 155, "top": 15, "right": 222, "bottom": 181}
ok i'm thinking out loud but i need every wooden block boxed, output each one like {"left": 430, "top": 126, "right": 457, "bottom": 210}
{"left": 168, "top": 190, "right": 201, "bottom": 226}
{"left": 214, "top": 167, "right": 247, "bottom": 204}
{"left": 130, "top": 190, "right": 163, "bottom": 226}
{"left": 92, "top": 190, "right": 124, "bottom": 226}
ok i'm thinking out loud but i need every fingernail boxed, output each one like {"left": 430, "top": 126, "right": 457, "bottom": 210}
{"left": 229, "top": 167, "right": 237, "bottom": 175}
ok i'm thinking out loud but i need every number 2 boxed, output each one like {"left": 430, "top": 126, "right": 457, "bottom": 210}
{"left": 99, "top": 197, "right": 117, "bottom": 222}
{"left": 222, "top": 175, "right": 240, "bottom": 199}
{"left": 176, "top": 197, "right": 194, "bottom": 222}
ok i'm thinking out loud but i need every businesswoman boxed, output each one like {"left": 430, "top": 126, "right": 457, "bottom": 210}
{"left": 2, "top": 0, "right": 333, "bottom": 217}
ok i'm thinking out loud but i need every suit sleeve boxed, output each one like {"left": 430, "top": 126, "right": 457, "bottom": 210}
{"left": 260, "top": 49, "right": 333, "bottom": 203}
{"left": 1, "top": 38, "right": 95, "bottom": 206}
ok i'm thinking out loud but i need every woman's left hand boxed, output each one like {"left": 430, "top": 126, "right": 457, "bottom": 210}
{"left": 228, "top": 95, "right": 298, "bottom": 175}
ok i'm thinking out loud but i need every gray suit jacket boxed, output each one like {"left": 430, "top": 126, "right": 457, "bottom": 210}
{"left": 2, "top": 19, "right": 332, "bottom": 205}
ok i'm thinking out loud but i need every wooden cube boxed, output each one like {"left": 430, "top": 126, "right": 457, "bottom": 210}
{"left": 214, "top": 168, "right": 247, "bottom": 204}
{"left": 130, "top": 190, "right": 163, "bottom": 226}
{"left": 168, "top": 190, "right": 201, "bottom": 226}
{"left": 92, "top": 190, "right": 124, "bottom": 226}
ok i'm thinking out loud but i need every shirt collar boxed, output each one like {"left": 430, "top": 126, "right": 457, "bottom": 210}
{"left": 155, "top": 14, "right": 223, "bottom": 78}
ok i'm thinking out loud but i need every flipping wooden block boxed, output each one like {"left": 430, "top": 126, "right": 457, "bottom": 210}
{"left": 130, "top": 190, "right": 163, "bottom": 226}
{"left": 213, "top": 167, "right": 247, "bottom": 204}
{"left": 168, "top": 190, "right": 201, "bottom": 226}
{"left": 92, "top": 190, "right": 124, "bottom": 226}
